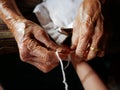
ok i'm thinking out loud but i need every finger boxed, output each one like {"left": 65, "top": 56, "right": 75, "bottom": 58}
{"left": 73, "top": 7, "right": 96, "bottom": 58}
{"left": 33, "top": 28, "right": 70, "bottom": 53}
{"left": 31, "top": 56, "right": 59, "bottom": 67}
{"left": 19, "top": 38, "right": 37, "bottom": 62}
{"left": 25, "top": 38, "right": 53, "bottom": 63}
{"left": 29, "top": 44, "right": 56, "bottom": 64}
{"left": 75, "top": 22, "right": 94, "bottom": 59}
{"left": 26, "top": 38, "right": 70, "bottom": 63}
{"left": 26, "top": 38, "right": 48, "bottom": 55}
{"left": 72, "top": 0, "right": 101, "bottom": 60}
{"left": 87, "top": 14, "right": 104, "bottom": 60}
{"left": 97, "top": 33, "right": 109, "bottom": 57}
{"left": 29, "top": 45, "right": 69, "bottom": 62}
{"left": 71, "top": 22, "right": 79, "bottom": 50}
{"left": 32, "top": 27, "right": 61, "bottom": 51}
{"left": 27, "top": 60, "right": 58, "bottom": 73}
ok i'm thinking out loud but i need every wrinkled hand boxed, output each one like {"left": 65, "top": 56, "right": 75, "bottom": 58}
{"left": 14, "top": 20, "right": 70, "bottom": 73}
{"left": 71, "top": 0, "right": 107, "bottom": 60}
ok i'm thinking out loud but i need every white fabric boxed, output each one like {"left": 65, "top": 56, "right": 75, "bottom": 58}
{"left": 33, "top": 0, "right": 83, "bottom": 44}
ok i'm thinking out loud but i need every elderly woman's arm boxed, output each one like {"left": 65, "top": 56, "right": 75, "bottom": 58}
{"left": 0, "top": 0, "right": 69, "bottom": 73}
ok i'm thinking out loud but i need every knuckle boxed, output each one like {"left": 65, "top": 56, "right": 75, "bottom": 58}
{"left": 47, "top": 42, "right": 55, "bottom": 48}
{"left": 76, "top": 50, "right": 84, "bottom": 58}
{"left": 39, "top": 30, "right": 46, "bottom": 36}
{"left": 86, "top": 56, "right": 93, "bottom": 61}
{"left": 20, "top": 50, "right": 31, "bottom": 62}
{"left": 42, "top": 54, "right": 58, "bottom": 73}
{"left": 87, "top": 53, "right": 96, "bottom": 60}
{"left": 44, "top": 53, "right": 50, "bottom": 63}
{"left": 42, "top": 64, "right": 53, "bottom": 73}
{"left": 19, "top": 45, "right": 31, "bottom": 62}
{"left": 42, "top": 67, "right": 51, "bottom": 73}
{"left": 20, "top": 54, "right": 28, "bottom": 62}
{"left": 20, "top": 54, "right": 30, "bottom": 62}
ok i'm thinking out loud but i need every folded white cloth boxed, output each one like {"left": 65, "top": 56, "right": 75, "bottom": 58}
{"left": 33, "top": 0, "right": 83, "bottom": 44}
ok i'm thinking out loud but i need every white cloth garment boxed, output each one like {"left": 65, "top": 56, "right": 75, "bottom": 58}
{"left": 33, "top": 0, "right": 83, "bottom": 44}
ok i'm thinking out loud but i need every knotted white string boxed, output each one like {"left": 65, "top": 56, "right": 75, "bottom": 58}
{"left": 55, "top": 51, "right": 71, "bottom": 90}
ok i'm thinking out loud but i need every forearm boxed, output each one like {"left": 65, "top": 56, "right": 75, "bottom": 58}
{"left": 72, "top": 62, "right": 108, "bottom": 90}
{"left": 0, "top": 0, "right": 26, "bottom": 42}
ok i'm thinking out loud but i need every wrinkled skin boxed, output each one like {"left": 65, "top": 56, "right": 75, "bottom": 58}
{"left": 71, "top": 0, "right": 107, "bottom": 60}
{"left": 0, "top": 0, "right": 73, "bottom": 73}
{"left": 0, "top": 0, "right": 108, "bottom": 73}
{"left": 16, "top": 20, "right": 71, "bottom": 73}
{"left": 0, "top": 0, "right": 71, "bottom": 73}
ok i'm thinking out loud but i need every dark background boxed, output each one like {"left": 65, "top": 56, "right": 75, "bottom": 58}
{"left": 0, "top": 52, "right": 120, "bottom": 90}
{"left": 0, "top": 0, "right": 120, "bottom": 90}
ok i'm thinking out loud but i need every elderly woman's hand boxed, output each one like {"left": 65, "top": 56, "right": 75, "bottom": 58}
{"left": 0, "top": 0, "right": 70, "bottom": 73}
{"left": 14, "top": 20, "right": 70, "bottom": 73}
{"left": 71, "top": 0, "right": 107, "bottom": 61}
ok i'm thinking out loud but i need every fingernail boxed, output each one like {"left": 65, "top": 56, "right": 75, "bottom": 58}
{"left": 71, "top": 45, "right": 76, "bottom": 50}
{"left": 56, "top": 47, "right": 63, "bottom": 52}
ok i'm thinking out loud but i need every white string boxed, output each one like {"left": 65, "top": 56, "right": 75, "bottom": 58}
{"left": 55, "top": 51, "right": 69, "bottom": 90}
{"left": 64, "top": 54, "right": 71, "bottom": 69}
